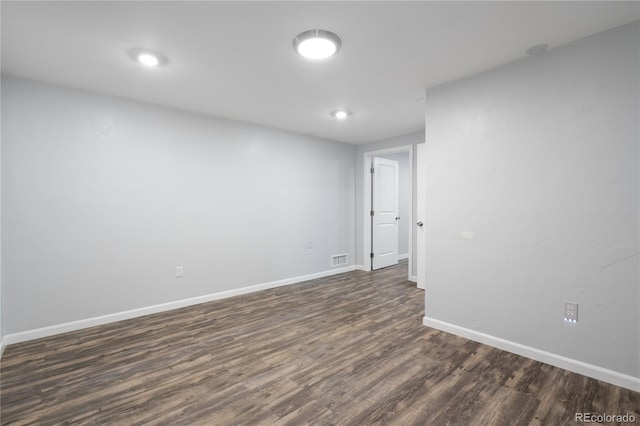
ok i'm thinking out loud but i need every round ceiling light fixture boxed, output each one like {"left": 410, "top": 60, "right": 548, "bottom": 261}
{"left": 127, "top": 48, "right": 169, "bottom": 67}
{"left": 138, "top": 53, "right": 159, "bottom": 67}
{"left": 331, "top": 109, "right": 352, "bottom": 120}
{"left": 293, "top": 30, "right": 341, "bottom": 60}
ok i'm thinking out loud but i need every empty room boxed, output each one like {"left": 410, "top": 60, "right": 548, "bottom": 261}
{"left": 1, "top": 1, "right": 639, "bottom": 424}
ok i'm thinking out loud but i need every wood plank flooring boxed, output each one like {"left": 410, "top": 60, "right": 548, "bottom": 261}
{"left": 1, "top": 261, "right": 638, "bottom": 425}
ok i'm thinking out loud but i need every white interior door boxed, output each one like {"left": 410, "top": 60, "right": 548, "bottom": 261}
{"left": 416, "top": 144, "right": 426, "bottom": 290}
{"left": 372, "top": 157, "right": 399, "bottom": 270}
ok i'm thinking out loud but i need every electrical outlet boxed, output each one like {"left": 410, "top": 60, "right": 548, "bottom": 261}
{"left": 564, "top": 301, "right": 578, "bottom": 323}
{"left": 176, "top": 266, "right": 184, "bottom": 278}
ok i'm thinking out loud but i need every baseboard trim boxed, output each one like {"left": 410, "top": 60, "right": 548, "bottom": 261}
{"left": 422, "top": 316, "right": 640, "bottom": 392}
{"left": 4, "top": 265, "right": 357, "bottom": 347}
{"left": 0, "top": 336, "right": 6, "bottom": 359}
{"left": 409, "top": 275, "right": 417, "bottom": 283}
{"left": 355, "top": 264, "right": 368, "bottom": 272}
{"left": 398, "top": 253, "right": 409, "bottom": 260}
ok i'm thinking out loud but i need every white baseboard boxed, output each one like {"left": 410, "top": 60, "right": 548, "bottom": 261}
{"left": 355, "top": 264, "right": 369, "bottom": 272}
{"left": 398, "top": 253, "right": 409, "bottom": 260}
{"left": 3, "top": 265, "right": 356, "bottom": 347}
{"left": 1, "top": 336, "right": 6, "bottom": 358}
{"left": 423, "top": 316, "right": 640, "bottom": 392}
{"left": 409, "top": 275, "right": 417, "bottom": 282}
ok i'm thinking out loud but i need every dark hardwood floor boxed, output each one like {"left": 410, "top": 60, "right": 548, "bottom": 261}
{"left": 1, "top": 261, "right": 638, "bottom": 425}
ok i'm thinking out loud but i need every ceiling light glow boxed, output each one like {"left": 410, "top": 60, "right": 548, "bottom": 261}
{"left": 138, "top": 53, "right": 160, "bottom": 67}
{"left": 294, "top": 30, "right": 341, "bottom": 60}
{"left": 331, "top": 109, "right": 352, "bottom": 120}
{"left": 127, "top": 48, "right": 169, "bottom": 68}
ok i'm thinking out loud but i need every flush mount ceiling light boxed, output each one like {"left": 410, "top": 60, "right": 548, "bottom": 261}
{"left": 293, "top": 30, "right": 341, "bottom": 60}
{"left": 138, "top": 53, "right": 159, "bottom": 67}
{"left": 526, "top": 44, "right": 548, "bottom": 55}
{"left": 331, "top": 109, "right": 352, "bottom": 120}
{"left": 127, "top": 48, "right": 169, "bottom": 67}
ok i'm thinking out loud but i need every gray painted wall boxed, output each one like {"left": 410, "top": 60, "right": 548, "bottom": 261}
{"left": 424, "top": 22, "right": 639, "bottom": 377}
{"left": 378, "top": 153, "right": 410, "bottom": 257}
{"left": 0, "top": 76, "right": 3, "bottom": 349}
{"left": 1, "top": 76, "right": 356, "bottom": 334}
{"left": 356, "top": 132, "right": 425, "bottom": 277}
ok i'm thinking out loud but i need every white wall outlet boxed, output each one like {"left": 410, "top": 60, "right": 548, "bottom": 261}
{"left": 564, "top": 301, "right": 578, "bottom": 323}
{"left": 176, "top": 266, "right": 184, "bottom": 278}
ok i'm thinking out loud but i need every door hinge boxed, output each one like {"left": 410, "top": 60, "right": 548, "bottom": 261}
{"left": 370, "top": 167, "right": 374, "bottom": 174}
{"left": 370, "top": 210, "right": 374, "bottom": 216}
{"left": 370, "top": 253, "right": 374, "bottom": 259}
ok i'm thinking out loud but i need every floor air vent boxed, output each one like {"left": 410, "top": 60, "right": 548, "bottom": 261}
{"left": 331, "top": 254, "right": 348, "bottom": 267}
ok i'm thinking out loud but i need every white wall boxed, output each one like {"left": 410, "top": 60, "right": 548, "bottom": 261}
{"left": 423, "top": 22, "right": 639, "bottom": 382}
{"left": 0, "top": 74, "right": 3, "bottom": 354}
{"left": 356, "top": 132, "right": 424, "bottom": 277}
{"left": 378, "top": 153, "right": 410, "bottom": 257}
{"left": 1, "top": 76, "right": 356, "bottom": 335}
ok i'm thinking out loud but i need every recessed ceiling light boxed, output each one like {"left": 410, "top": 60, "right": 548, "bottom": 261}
{"left": 526, "top": 44, "right": 548, "bottom": 55}
{"left": 127, "top": 48, "right": 169, "bottom": 67}
{"left": 293, "top": 30, "right": 341, "bottom": 60}
{"left": 331, "top": 109, "right": 352, "bottom": 120}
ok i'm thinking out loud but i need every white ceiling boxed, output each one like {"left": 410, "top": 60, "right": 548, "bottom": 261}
{"left": 2, "top": 1, "right": 638, "bottom": 144}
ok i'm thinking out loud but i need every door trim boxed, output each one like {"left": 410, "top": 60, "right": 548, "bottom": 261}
{"left": 362, "top": 144, "right": 413, "bottom": 282}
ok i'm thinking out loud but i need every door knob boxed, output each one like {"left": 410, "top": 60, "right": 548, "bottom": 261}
{"left": 395, "top": 217, "right": 400, "bottom": 220}
{"left": 417, "top": 221, "right": 423, "bottom": 227}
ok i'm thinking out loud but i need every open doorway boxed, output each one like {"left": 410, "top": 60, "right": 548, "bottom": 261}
{"left": 362, "top": 145, "right": 413, "bottom": 281}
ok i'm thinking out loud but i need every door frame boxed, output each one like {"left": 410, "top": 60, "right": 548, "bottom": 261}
{"left": 362, "top": 144, "right": 414, "bottom": 282}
